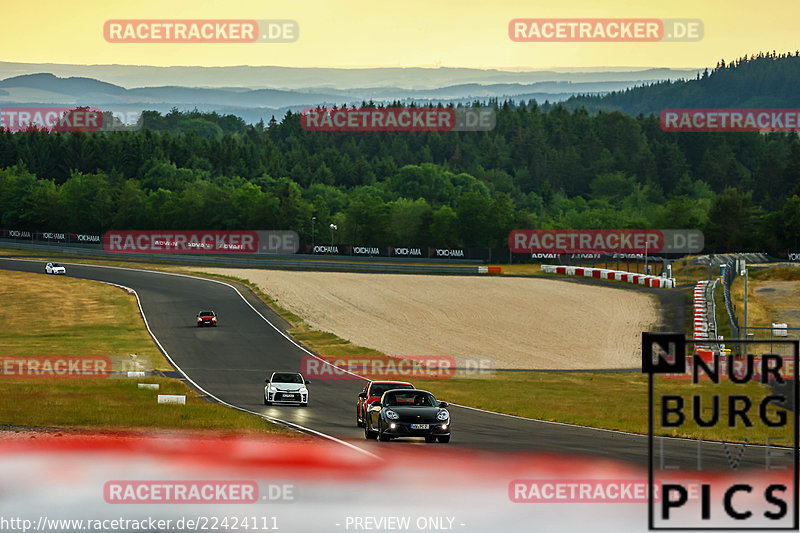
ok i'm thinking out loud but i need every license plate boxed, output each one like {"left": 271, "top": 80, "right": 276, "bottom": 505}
{"left": 281, "top": 394, "right": 294, "bottom": 399}
{"left": 410, "top": 424, "right": 429, "bottom": 430}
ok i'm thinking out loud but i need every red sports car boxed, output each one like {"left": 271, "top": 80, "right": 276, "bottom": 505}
{"left": 196, "top": 310, "right": 217, "bottom": 327}
{"left": 356, "top": 380, "right": 414, "bottom": 427}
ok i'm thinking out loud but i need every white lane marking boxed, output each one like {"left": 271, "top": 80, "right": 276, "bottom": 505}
{"left": 0, "top": 258, "right": 377, "bottom": 459}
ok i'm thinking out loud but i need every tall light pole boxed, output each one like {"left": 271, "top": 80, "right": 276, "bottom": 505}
{"left": 329, "top": 223, "right": 337, "bottom": 245}
{"left": 311, "top": 216, "right": 316, "bottom": 251}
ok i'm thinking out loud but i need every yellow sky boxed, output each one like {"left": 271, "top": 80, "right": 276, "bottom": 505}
{"left": 4, "top": 0, "right": 800, "bottom": 69}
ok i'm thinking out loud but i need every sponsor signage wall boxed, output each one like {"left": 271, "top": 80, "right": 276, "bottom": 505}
{"left": 787, "top": 252, "right": 800, "bottom": 262}
{"left": 2, "top": 229, "right": 102, "bottom": 244}
{"left": 306, "top": 245, "right": 468, "bottom": 259}
{"left": 103, "top": 230, "right": 298, "bottom": 254}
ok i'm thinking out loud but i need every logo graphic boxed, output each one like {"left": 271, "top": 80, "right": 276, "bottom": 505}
{"left": 643, "top": 333, "right": 686, "bottom": 375}
{"left": 644, "top": 334, "right": 799, "bottom": 530}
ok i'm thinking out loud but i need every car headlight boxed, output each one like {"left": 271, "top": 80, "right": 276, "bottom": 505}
{"left": 299, "top": 387, "right": 307, "bottom": 394}
{"left": 269, "top": 386, "right": 277, "bottom": 392}
{"left": 437, "top": 409, "right": 450, "bottom": 421}
{"left": 385, "top": 410, "right": 400, "bottom": 420}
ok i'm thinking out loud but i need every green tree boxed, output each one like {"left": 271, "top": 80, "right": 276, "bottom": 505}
{"left": 388, "top": 198, "right": 433, "bottom": 245}
{"left": 704, "top": 187, "right": 762, "bottom": 251}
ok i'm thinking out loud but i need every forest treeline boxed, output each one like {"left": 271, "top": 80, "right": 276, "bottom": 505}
{"left": 2, "top": 53, "right": 800, "bottom": 251}
{"left": 557, "top": 51, "right": 800, "bottom": 115}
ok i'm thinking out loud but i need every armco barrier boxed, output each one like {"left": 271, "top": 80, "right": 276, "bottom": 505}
{"left": 541, "top": 265, "right": 676, "bottom": 288}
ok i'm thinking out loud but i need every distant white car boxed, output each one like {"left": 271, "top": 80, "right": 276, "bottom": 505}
{"left": 45, "top": 262, "right": 66, "bottom": 275}
{"left": 264, "top": 372, "right": 310, "bottom": 406}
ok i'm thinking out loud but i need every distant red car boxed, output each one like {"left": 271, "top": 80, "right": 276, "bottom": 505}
{"left": 196, "top": 310, "right": 217, "bottom": 327}
{"left": 356, "top": 380, "right": 414, "bottom": 427}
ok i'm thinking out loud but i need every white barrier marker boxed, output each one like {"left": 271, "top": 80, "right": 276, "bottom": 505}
{"left": 127, "top": 371, "right": 146, "bottom": 378}
{"left": 157, "top": 394, "right": 186, "bottom": 404}
{"left": 138, "top": 383, "right": 160, "bottom": 390}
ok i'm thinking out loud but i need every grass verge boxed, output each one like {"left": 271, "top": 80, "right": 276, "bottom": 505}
{"left": 0, "top": 270, "right": 292, "bottom": 435}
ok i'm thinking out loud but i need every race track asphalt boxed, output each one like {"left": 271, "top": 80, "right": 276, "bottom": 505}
{"left": 1, "top": 257, "right": 794, "bottom": 471}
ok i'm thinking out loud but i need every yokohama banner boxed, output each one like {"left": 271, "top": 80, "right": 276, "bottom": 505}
{"left": 103, "top": 230, "right": 299, "bottom": 254}
{"left": 508, "top": 229, "right": 704, "bottom": 254}
{"left": 390, "top": 246, "right": 424, "bottom": 258}
{"left": 429, "top": 247, "right": 467, "bottom": 258}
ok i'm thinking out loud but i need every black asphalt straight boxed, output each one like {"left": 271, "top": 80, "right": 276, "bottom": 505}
{"left": 1, "top": 257, "right": 794, "bottom": 472}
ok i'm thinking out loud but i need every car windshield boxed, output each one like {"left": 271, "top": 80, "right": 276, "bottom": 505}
{"left": 52, "top": 263, "right": 61, "bottom": 267}
{"left": 272, "top": 373, "right": 304, "bottom": 384}
{"left": 369, "top": 383, "right": 414, "bottom": 397}
{"left": 382, "top": 391, "right": 437, "bottom": 407}
{"left": 199, "top": 311, "right": 214, "bottom": 317}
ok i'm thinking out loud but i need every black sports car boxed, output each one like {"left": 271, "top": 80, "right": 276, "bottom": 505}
{"left": 364, "top": 389, "right": 450, "bottom": 443}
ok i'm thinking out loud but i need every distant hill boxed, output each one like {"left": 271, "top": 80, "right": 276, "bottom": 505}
{"left": 0, "top": 61, "right": 700, "bottom": 90}
{"left": 558, "top": 52, "right": 800, "bottom": 115}
{"left": 0, "top": 65, "right": 702, "bottom": 125}
{"left": 0, "top": 73, "right": 125, "bottom": 96}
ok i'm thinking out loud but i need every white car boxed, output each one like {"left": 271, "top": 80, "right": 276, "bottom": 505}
{"left": 45, "top": 262, "right": 66, "bottom": 275}
{"left": 264, "top": 372, "right": 310, "bottom": 406}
